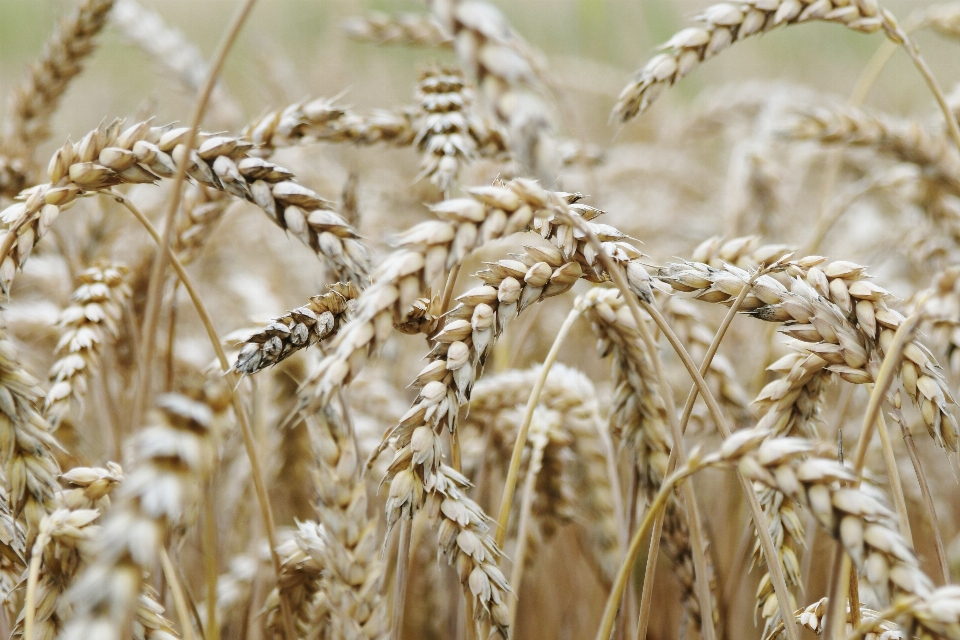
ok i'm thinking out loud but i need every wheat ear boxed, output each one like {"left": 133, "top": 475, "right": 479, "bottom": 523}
{"left": 578, "top": 287, "right": 720, "bottom": 631}
{"left": 0, "top": 119, "right": 370, "bottom": 293}
{"left": 44, "top": 264, "right": 130, "bottom": 428}
{"left": 232, "top": 283, "right": 357, "bottom": 375}
{"left": 1, "top": 0, "right": 115, "bottom": 162}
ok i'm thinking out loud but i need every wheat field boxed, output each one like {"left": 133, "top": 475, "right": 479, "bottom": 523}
{"left": 4, "top": 1, "right": 960, "bottom": 639}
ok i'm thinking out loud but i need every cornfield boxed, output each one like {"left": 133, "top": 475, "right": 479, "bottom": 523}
{"left": 5, "top": 0, "right": 960, "bottom": 639}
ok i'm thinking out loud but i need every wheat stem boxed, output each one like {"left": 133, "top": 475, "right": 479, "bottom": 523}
{"left": 391, "top": 517, "right": 413, "bottom": 640}
{"left": 495, "top": 307, "right": 580, "bottom": 548}
{"left": 203, "top": 482, "right": 220, "bottom": 640}
{"left": 160, "top": 546, "right": 198, "bottom": 640}
{"left": 895, "top": 410, "right": 949, "bottom": 585}
{"left": 133, "top": 0, "right": 258, "bottom": 428}
{"left": 569, "top": 216, "right": 799, "bottom": 640}
{"left": 875, "top": 412, "right": 912, "bottom": 546}
{"left": 636, "top": 269, "right": 759, "bottom": 639}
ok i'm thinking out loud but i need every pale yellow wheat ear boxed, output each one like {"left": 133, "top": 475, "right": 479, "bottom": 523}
{"left": 44, "top": 264, "right": 131, "bottom": 428}
{"left": 1, "top": 0, "right": 115, "bottom": 165}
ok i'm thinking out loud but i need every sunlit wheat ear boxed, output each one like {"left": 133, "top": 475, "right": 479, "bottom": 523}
{"left": 614, "top": 0, "right": 906, "bottom": 122}
{"left": 343, "top": 12, "right": 453, "bottom": 48}
{"left": 308, "top": 405, "right": 387, "bottom": 637}
{"left": 0, "top": 119, "right": 370, "bottom": 293}
{"left": 44, "top": 264, "right": 131, "bottom": 429}
{"left": 657, "top": 256, "right": 959, "bottom": 449}
{"left": 578, "top": 287, "right": 718, "bottom": 630}
{"left": 1, "top": 0, "right": 115, "bottom": 164}
{"left": 232, "top": 282, "right": 357, "bottom": 375}
{"left": 60, "top": 394, "right": 216, "bottom": 640}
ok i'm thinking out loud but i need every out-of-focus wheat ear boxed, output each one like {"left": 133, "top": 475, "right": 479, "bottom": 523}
{"left": 0, "top": 156, "right": 28, "bottom": 200}
{"left": 60, "top": 394, "right": 216, "bottom": 640}
{"left": 413, "top": 65, "right": 501, "bottom": 193}
{"left": 44, "top": 264, "right": 130, "bottom": 428}
{"left": 244, "top": 98, "right": 416, "bottom": 157}
{"left": 0, "top": 119, "right": 371, "bottom": 293}
{"left": 922, "top": 2, "right": 960, "bottom": 41}
{"left": 308, "top": 403, "right": 387, "bottom": 637}
{"left": 0, "top": 328, "right": 60, "bottom": 541}
{"left": 343, "top": 12, "right": 453, "bottom": 48}
{"left": 262, "top": 523, "right": 324, "bottom": 638}
{"left": 614, "top": 0, "right": 907, "bottom": 122}
{"left": 914, "top": 266, "right": 960, "bottom": 376}
{"left": 339, "top": 171, "right": 360, "bottom": 228}
{"left": 110, "top": 0, "right": 243, "bottom": 128}
{"left": 231, "top": 283, "right": 357, "bottom": 375}
{"left": 427, "top": 0, "right": 557, "bottom": 180}
{"left": 1, "top": 0, "right": 115, "bottom": 165}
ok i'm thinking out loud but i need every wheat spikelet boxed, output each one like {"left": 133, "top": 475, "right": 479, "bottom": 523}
{"left": 308, "top": 404, "right": 387, "bottom": 639}
{"left": 578, "top": 287, "right": 718, "bottom": 629}
{"left": 614, "top": 0, "right": 906, "bottom": 121}
{"left": 766, "top": 597, "right": 904, "bottom": 639}
{"left": 343, "top": 12, "right": 453, "bottom": 48}
{"left": 172, "top": 186, "right": 232, "bottom": 265}
{"left": 1, "top": 0, "right": 115, "bottom": 162}
{"left": 60, "top": 394, "right": 215, "bottom": 640}
{"left": 232, "top": 283, "right": 357, "bottom": 375}
{"left": 0, "top": 119, "right": 370, "bottom": 292}
{"left": 44, "top": 264, "right": 130, "bottom": 428}
{"left": 657, "top": 256, "right": 960, "bottom": 449}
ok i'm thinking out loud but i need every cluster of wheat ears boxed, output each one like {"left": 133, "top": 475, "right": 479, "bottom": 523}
{"left": 8, "top": 0, "right": 960, "bottom": 639}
